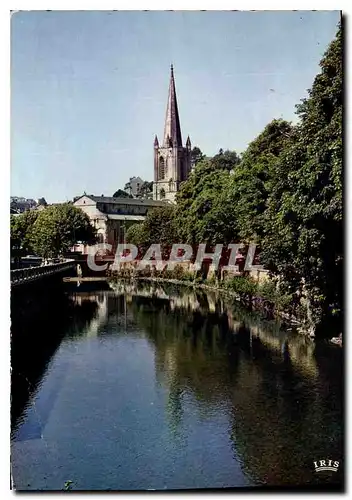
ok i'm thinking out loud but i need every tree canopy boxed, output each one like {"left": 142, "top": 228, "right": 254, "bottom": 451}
{"left": 126, "top": 205, "right": 178, "bottom": 257}
{"left": 113, "top": 189, "right": 133, "bottom": 198}
{"left": 11, "top": 25, "right": 341, "bottom": 337}
{"left": 225, "top": 119, "right": 294, "bottom": 243}
{"left": 191, "top": 146, "right": 205, "bottom": 168}
{"left": 124, "top": 24, "right": 342, "bottom": 336}
{"left": 11, "top": 210, "right": 39, "bottom": 256}
{"left": 261, "top": 24, "right": 342, "bottom": 333}
{"left": 137, "top": 181, "right": 153, "bottom": 199}
{"left": 211, "top": 149, "right": 241, "bottom": 171}
{"left": 30, "top": 204, "right": 96, "bottom": 258}
{"left": 175, "top": 159, "right": 237, "bottom": 245}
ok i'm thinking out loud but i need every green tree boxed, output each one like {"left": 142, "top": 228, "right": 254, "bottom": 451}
{"left": 143, "top": 205, "right": 179, "bottom": 255}
{"left": 31, "top": 204, "right": 96, "bottom": 258}
{"left": 176, "top": 158, "right": 237, "bottom": 244}
{"left": 126, "top": 205, "right": 179, "bottom": 257}
{"left": 137, "top": 181, "right": 153, "bottom": 199}
{"left": 261, "top": 24, "right": 342, "bottom": 336}
{"left": 113, "top": 189, "right": 132, "bottom": 198}
{"left": 11, "top": 210, "right": 39, "bottom": 257}
{"left": 225, "top": 119, "right": 293, "bottom": 243}
{"left": 211, "top": 149, "right": 241, "bottom": 171}
{"left": 125, "top": 222, "right": 149, "bottom": 254}
{"left": 191, "top": 146, "right": 205, "bottom": 168}
{"left": 37, "top": 197, "right": 47, "bottom": 207}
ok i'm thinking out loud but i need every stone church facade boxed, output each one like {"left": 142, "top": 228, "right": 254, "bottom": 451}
{"left": 153, "top": 65, "right": 192, "bottom": 203}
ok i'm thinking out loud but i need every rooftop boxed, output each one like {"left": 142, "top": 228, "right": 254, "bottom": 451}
{"left": 75, "top": 194, "right": 168, "bottom": 207}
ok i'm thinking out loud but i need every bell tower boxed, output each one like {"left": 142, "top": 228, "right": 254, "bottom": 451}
{"left": 153, "top": 65, "right": 192, "bottom": 202}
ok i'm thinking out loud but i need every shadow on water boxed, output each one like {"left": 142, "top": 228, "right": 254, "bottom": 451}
{"left": 11, "top": 280, "right": 343, "bottom": 489}
{"left": 10, "top": 282, "right": 108, "bottom": 433}
{"left": 117, "top": 282, "right": 343, "bottom": 488}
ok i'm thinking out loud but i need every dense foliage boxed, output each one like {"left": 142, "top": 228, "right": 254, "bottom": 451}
{"left": 11, "top": 204, "right": 97, "bottom": 259}
{"left": 261, "top": 24, "right": 342, "bottom": 335}
{"left": 32, "top": 204, "right": 97, "bottom": 258}
{"left": 125, "top": 25, "right": 342, "bottom": 336}
{"left": 191, "top": 146, "right": 205, "bottom": 167}
{"left": 126, "top": 204, "right": 178, "bottom": 257}
{"left": 225, "top": 119, "right": 294, "bottom": 243}
{"left": 112, "top": 189, "right": 133, "bottom": 198}
{"left": 12, "top": 26, "right": 341, "bottom": 336}
{"left": 137, "top": 181, "right": 153, "bottom": 199}
{"left": 175, "top": 151, "right": 240, "bottom": 245}
{"left": 11, "top": 210, "right": 39, "bottom": 256}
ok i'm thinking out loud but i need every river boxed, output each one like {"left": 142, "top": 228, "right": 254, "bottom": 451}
{"left": 11, "top": 281, "right": 343, "bottom": 490}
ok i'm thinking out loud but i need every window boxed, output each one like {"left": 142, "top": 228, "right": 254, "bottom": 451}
{"left": 160, "top": 188, "right": 166, "bottom": 199}
{"left": 159, "top": 157, "right": 165, "bottom": 179}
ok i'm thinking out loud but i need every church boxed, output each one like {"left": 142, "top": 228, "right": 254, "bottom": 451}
{"left": 72, "top": 65, "right": 192, "bottom": 250}
{"left": 153, "top": 65, "right": 192, "bottom": 202}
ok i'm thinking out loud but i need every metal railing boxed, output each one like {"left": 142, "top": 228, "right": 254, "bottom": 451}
{"left": 11, "top": 259, "right": 76, "bottom": 286}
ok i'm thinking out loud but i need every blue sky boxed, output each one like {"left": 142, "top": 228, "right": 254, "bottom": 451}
{"left": 11, "top": 10, "right": 340, "bottom": 203}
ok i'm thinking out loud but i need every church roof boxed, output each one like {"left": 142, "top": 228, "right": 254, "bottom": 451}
{"left": 74, "top": 194, "right": 166, "bottom": 208}
{"left": 163, "top": 65, "right": 182, "bottom": 147}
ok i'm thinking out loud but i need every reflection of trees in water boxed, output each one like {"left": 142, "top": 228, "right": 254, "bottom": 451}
{"left": 65, "top": 295, "right": 100, "bottom": 337}
{"left": 127, "top": 286, "right": 342, "bottom": 487}
{"left": 69, "top": 292, "right": 144, "bottom": 338}
{"left": 12, "top": 282, "right": 342, "bottom": 486}
{"left": 130, "top": 294, "right": 242, "bottom": 438}
{"left": 228, "top": 338, "right": 314, "bottom": 485}
{"left": 11, "top": 290, "right": 99, "bottom": 432}
{"left": 228, "top": 338, "right": 343, "bottom": 486}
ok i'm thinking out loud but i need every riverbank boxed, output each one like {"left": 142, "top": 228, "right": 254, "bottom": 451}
{"left": 11, "top": 284, "right": 343, "bottom": 490}
{"left": 107, "top": 274, "right": 306, "bottom": 332}
{"left": 104, "top": 269, "right": 341, "bottom": 343}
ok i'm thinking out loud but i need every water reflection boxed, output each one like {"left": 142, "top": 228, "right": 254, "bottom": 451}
{"left": 11, "top": 289, "right": 99, "bottom": 433}
{"left": 11, "top": 281, "right": 343, "bottom": 489}
{"left": 126, "top": 284, "right": 342, "bottom": 487}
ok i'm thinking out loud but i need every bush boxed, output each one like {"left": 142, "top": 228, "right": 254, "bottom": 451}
{"left": 182, "top": 270, "right": 196, "bottom": 282}
{"left": 258, "top": 279, "right": 293, "bottom": 311}
{"left": 205, "top": 274, "right": 217, "bottom": 285}
{"left": 258, "top": 280, "right": 277, "bottom": 301}
{"left": 225, "top": 276, "right": 258, "bottom": 298}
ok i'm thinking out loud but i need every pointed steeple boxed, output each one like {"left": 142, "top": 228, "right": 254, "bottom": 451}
{"left": 186, "top": 135, "right": 191, "bottom": 149}
{"left": 163, "top": 64, "right": 182, "bottom": 148}
{"left": 154, "top": 135, "right": 159, "bottom": 147}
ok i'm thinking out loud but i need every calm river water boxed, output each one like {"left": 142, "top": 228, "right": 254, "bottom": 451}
{"left": 11, "top": 281, "right": 343, "bottom": 490}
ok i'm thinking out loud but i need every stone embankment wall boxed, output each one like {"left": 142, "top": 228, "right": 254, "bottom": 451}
{"left": 106, "top": 260, "right": 270, "bottom": 284}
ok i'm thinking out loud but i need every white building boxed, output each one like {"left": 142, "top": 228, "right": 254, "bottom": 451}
{"left": 73, "top": 194, "right": 166, "bottom": 252}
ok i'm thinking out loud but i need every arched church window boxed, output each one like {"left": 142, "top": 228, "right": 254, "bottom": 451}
{"left": 160, "top": 188, "right": 166, "bottom": 199}
{"left": 159, "top": 157, "right": 165, "bottom": 179}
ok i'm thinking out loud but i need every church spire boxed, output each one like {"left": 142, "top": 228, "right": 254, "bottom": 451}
{"left": 163, "top": 64, "right": 182, "bottom": 147}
